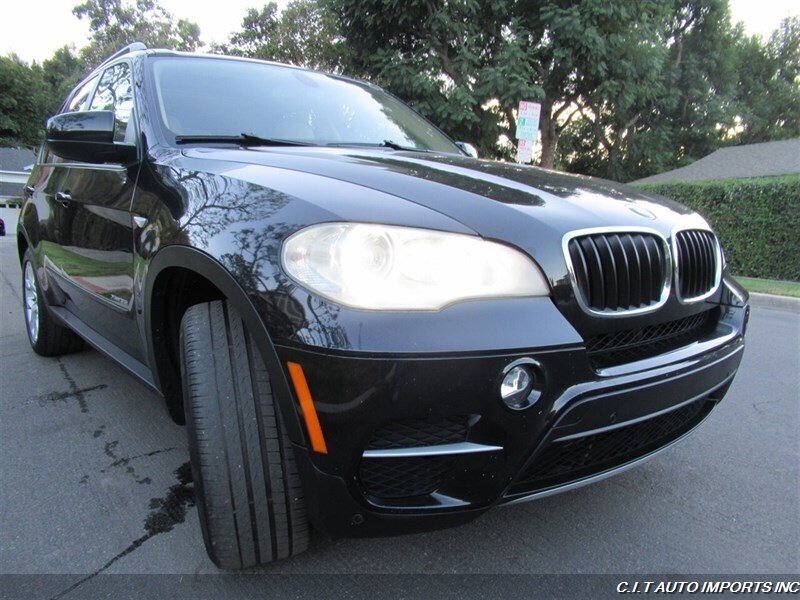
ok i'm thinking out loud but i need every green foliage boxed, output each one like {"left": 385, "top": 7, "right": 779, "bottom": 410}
{"left": 0, "top": 0, "right": 201, "bottom": 146}
{"left": 637, "top": 176, "right": 800, "bottom": 281}
{"left": 328, "top": 0, "right": 732, "bottom": 169}
{"left": 559, "top": 11, "right": 800, "bottom": 181}
{"left": 0, "top": 54, "right": 51, "bottom": 147}
{"left": 41, "top": 46, "right": 87, "bottom": 115}
{"left": 329, "top": 0, "right": 799, "bottom": 180}
{"left": 730, "top": 17, "right": 800, "bottom": 144}
{"left": 73, "top": 0, "right": 201, "bottom": 68}
{"left": 214, "top": 1, "right": 351, "bottom": 72}
{"left": 0, "top": 47, "right": 86, "bottom": 147}
{"left": 2, "top": 0, "right": 797, "bottom": 185}
{"left": 558, "top": 0, "right": 743, "bottom": 182}
{"left": 327, "top": 0, "right": 547, "bottom": 158}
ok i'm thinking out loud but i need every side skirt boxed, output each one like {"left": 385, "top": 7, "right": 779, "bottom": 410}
{"left": 49, "top": 305, "right": 159, "bottom": 393}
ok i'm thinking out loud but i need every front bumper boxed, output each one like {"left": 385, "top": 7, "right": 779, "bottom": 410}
{"left": 275, "top": 299, "right": 747, "bottom": 539}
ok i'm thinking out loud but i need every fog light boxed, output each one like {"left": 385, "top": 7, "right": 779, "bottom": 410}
{"left": 501, "top": 366, "right": 531, "bottom": 398}
{"left": 500, "top": 365, "right": 533, "bottom": 408}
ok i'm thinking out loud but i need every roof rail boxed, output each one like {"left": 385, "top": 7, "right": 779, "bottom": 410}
{"left": 97, "top": 42, "right": 148, "bottom": 69}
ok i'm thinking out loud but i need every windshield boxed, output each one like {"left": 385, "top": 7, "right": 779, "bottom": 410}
{"left": 150, "top": 57, "right": 460, "bottom": 153}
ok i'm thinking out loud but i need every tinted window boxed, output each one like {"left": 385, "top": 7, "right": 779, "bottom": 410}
{"left": 151, "top": 57, "right": 459, "bottom": 153}
{"left": 66, "top": 75, "right": 99, "bottom": 112}
{"left": 90, "top": 63, "right": 134, "bottom": 142}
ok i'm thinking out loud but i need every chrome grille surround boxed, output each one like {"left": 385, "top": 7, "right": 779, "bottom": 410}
{"left": 671, "top": 226, "right": 722, "bottom": 304}
{"left": 562, "top": 226, "right": 672, "bottom": 318}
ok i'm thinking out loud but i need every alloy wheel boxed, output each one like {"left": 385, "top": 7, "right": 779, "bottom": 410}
{"left": 24, "top": 261, "right": 39, "bottom": 343}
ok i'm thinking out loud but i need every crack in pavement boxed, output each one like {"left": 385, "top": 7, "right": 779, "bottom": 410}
{"left": 50, "top": 462, "right": 195, "bottom": 600}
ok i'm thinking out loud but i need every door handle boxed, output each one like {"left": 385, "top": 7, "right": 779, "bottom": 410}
{"left": 55, "top": 191, "right": 72, "bottom": 206}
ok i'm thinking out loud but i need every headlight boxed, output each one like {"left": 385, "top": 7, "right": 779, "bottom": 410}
{"left": 281, "top": 223, "right": 549, "bottom": 310}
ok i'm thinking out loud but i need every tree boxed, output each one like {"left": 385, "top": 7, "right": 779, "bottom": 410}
{"left": 42, "top": 46, "right": 87, "bottom": 115}
{"left": 559, "top": 0, "right": 744, "bottom": 181}
{"left": 527, "top": 0, "right": 678, "bottom": 172}
{"left": 73, "top": 0, "right": 201, "bottom": 68}
{"left": 216, "top": 1, "right": 351, "bottom": 73}
{"left": 0, "top": 47, "right": 87, "bottom": 147}
{"left": 329, "top": 0, "right": 798, "bottom": 181}
{"left": 328, "top": 0, "right": 692, "bottom": 165}
{"left": 0, "top": 55, "right": 51, "bottom": 147}
{"left": 560, "top": 7, "right": 800, "bottom": 181}
{"left": 730, "top": 16, "right": 800, "bottom": 143}
{"left": 328, "top": 1, "right": 523, "bottom": 158}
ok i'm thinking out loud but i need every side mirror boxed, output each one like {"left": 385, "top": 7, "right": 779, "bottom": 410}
{"left": 46, "top": 111, "right": 136, "bottom": 164}
{"left": 455, "top": 141, "right": 479, "bottom": 159}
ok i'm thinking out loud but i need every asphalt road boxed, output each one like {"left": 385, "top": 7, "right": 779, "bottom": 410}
{"left": 1, "top": 235, "right": 798, "bottom": 586}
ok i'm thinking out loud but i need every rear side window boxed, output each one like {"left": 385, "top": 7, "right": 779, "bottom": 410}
{"left": 66, "top": 75, "right": 99, "bottom": 112}
{"left": 90, "top": 63, "right": 135, "bottom": 142}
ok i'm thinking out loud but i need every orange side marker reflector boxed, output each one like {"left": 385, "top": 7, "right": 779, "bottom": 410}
{"left": 286, "top": 362, "right": 328, "bottom": 454}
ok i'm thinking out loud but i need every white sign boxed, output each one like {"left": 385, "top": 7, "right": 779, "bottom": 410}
{"left": 515, "top": 100, "right": 541, "bottom": 140}
{"left": 518, "top": 100, "right": 541, "bottom": 118}
{"left": 515, "top": 100, "right": 540, "bottom": 163}
{"left": 515, "top": 125, "right": 538, "bottom": 140}
{"left": 516, "top": 138, "right": 533, "bottom": 164}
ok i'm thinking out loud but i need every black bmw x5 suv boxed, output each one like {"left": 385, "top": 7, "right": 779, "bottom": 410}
{"left": 18, "top": 43, "right": 749, "bottom": 569}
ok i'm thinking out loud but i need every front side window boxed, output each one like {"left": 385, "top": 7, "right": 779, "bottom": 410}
{"left": 150, "top": 57, "right": 460, "bottom": 153}
{"left": 90, "top": 63, "right": 135, "bottom": 142}
{"left": 66, "top": 75, "right": 99, "bottom": 112}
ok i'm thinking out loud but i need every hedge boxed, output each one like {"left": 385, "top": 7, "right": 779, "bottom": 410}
{"left": 636, "top": 175, "right": 800, "bottom": 282}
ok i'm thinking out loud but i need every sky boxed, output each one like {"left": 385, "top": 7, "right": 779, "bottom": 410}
{"left": 0, "top": 0, "right": 797, "bottom": 64}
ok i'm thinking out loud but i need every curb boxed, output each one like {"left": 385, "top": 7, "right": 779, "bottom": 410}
{"left": 748, "top": 292, "right": 800, "bottom": 313}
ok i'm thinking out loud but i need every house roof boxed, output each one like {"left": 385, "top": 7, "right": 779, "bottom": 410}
{"left": 634, "top": 138, "right": 800, "bottom": 184}
{"left": 0, "top": 146, "right": 36, "bottom": 199}
{"left": 0, "top": 146, "right": 36, "bottom": 172}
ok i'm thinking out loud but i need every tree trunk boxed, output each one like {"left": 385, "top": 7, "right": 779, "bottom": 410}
{"left": 539, "top": 99, "right": 558, "bottom": 169}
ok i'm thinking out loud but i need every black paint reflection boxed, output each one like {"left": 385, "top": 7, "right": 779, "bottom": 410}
{"left": 140, "top": 162, "right": 352, "bottom": 347}
{"left": 129, "top": 138, "right": 710, "bottom": 353}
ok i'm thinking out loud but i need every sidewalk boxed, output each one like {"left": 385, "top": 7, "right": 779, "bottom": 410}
{"left": 748, "top": 292, "right": 800, "bottom": 313}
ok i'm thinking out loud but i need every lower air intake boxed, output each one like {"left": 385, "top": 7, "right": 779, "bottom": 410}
{"left": 359, "top": 456, "right": 455, "bottom": 499}
{"left": 586, "top": 309, "right": 718, "bottom": 369}
{"left": 359, "top": 415, "right": 470, "bottom": 499}
{"left": 507, "top": 397, "right": 712, "bottom": 497}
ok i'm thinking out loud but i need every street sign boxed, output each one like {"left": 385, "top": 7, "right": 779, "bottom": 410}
{"left": 515, "top": 101, "right": 541, "bottom": 140}
{"left": 515, "top": 125, "right": 538, "bottom": 140}
{"left": 516, "top": 138, "right": 533, "bottom": 164}
{"left": 515, "top": 100, "right": 541, "bottom": 163}
{"left": 518, "top": 100, "right": 541, "bottom": 118}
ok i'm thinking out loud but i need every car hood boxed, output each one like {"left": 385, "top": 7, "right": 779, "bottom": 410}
{"left": 179, "top": 146, "right": 706, "bottom": 271}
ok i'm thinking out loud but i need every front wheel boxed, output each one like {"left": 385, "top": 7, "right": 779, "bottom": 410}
{"left": 180, "top": 300, "right": 309, "bottom": 569}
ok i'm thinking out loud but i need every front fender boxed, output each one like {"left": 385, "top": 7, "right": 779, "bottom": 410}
{"left": 142, "top": 244, "right": 306, "bottom": 445}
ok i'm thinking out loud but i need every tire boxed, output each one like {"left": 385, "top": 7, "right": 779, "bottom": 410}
{"left": 180, "top": 300, "right": 309, "bottom": 569}
{"left": 22, "top": 249, "right": 83, "bottom": 356}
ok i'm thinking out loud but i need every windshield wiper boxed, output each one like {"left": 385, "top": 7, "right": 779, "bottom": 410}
{"left": 175, "top": 133, "right": 315, "bottom": 147}
{"left": 326, "top": 140, "right": 432, "bottom": 152}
